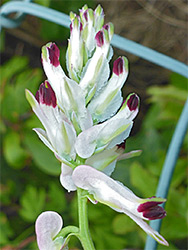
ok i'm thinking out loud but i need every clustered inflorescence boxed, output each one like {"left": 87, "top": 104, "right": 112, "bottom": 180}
{"left": 26, "top": 4, "right": 168, "bottom": 249}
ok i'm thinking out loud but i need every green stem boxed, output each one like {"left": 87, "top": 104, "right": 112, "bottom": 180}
{"left": 77, "top": 188, "right": 96, "bottom": 250}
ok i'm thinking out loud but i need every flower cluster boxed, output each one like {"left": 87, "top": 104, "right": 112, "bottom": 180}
{"left": 26, "top": 4, "right": 168, "bottom": 249}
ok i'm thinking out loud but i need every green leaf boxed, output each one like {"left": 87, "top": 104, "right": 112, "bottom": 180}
{"left": 0, "top": 212, "right": 13, "bottom": 245}
{"left": 19, "top": 185, "right": 46, "bottom": 222}
{"left": 3, "top": 131, "right": 28, "bottom": 169}
{"left": 170, "top": 73, "right": 188, "bottom": 90}
{"left": 24, "top": 132, "right": 61, "bottom": 176}
{"left": 0, "top": 56, "right": 28, "bottom": 85}
{"left": 130, "top": 162, "right": 157, "bottom": 197}
{"left": 46, "top": 182, "right": 67, "bottom": 212}
{"left": 34, "top": 0, "right": 51, "bottom": 7}
{"left": 112, "top": 214, "right": 136, "bottom": 235}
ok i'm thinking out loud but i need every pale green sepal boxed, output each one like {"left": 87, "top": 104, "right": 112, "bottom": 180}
{"left": 25, "top": 89, "right": 37, "bottom": 108}
{"left": 117, "top": 150, "right": 142, "bottom": 161}
{"left": 139, "top": 197, "right": 167, "bottom": 204}
{"left": 94, "top": 5, "right": 104, "bottom": 31}
{"left": 41, "top": 43, "right": 51, "bottom": 62}
{"left": 69, "top": 11, "right": 76, "bottom": 21}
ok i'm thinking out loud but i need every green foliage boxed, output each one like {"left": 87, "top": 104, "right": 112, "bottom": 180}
{"left": 19, "top": 185, "right": 46, "bottom": 222}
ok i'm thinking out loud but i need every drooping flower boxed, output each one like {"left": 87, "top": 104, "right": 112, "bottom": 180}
{"left": 72, "top": 165, "right": 169, "bottom": 246}
{"left": 35, "top": 211, "right": 64, "bottom": 250}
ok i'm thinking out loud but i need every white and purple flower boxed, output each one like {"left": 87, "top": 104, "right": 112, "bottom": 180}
{"left": 26, "top": 4, "right": 168, "bottom": 249}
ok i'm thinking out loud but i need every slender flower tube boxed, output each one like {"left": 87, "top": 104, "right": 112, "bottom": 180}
{"left": 79, "top": 26, "right": 114, "bottom": 103}
{"left": 35, "top": 211, "right": 64, "bottom": 250}
{"left": 88, "top": 56, "right": 129, "bottom": 122}
{"left": 67, "top": 15, "right": 84, "bottom": 81}
{"left": 80, "top": 6, "right": 95, "bottom": 56}
{"left": 72, "top": 165, "right": 169, "bottom": 246}
{"left": 25, "top": 81, "right": 76, "bottom": 164}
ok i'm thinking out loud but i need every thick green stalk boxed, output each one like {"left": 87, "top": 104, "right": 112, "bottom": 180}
{"left": 77, "top": 188, "right": 96, "bottom": 250}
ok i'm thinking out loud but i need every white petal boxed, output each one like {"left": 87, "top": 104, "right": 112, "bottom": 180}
{"left": 42, "top": 46, "right": 88, "bottom": 131}
{"left": 88, "top": 90, "right": 123, "bottom": 122}
{"left": 72, "top": 165, "right": 140, "bottom": 214}
{"left": 79, "top": 49, "right": 110, "bottom": 102}
{"left": 33, "top": 128, "right": 56, "bottom": 154}
{"left": 75, "top": 123, "right": 104, "bottom": 158}
{"left": 86, "top": 147, "right": 119, "bottom": 175}
{"left": 75, "top": 114, "right": 133, "bottom": 158}
{"left": 35, "top": 211, "right": 63, "bottom": 250}
{"left": 60, "top": 163, "right": 77, "bottom": 192}
{"left": 124, "top": 211, "right": 169, "bottom": 246}
{"left": 88, "top": 57, "right": 128, "bottom": 122}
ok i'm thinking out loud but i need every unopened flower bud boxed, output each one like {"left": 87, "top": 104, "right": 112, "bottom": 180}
{"left": 127, "top": 93, "right": 139, "bottom": 111}
{"left": 36, "top": 81, "right": 57, "bottom": 108}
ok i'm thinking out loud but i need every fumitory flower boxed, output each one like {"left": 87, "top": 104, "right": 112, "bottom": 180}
{"left": 72, "top": 165, "right": 168, "bottom": 246}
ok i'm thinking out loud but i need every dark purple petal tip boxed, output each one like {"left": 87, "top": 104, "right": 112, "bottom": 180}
{"left": 37, "top": 81, "right": 57, "bottom": 108}
{"left": 95, "top": 30, "right": 104, "bottom": 47}
{"left": 137, "top": 201, "right": 164, "bottom": 212}
{"left": 127, "top": 94, "right": 139, "bottom": 111}
{"left": 103, "top": 23, "right": 109, "bottom": 31}
{"left": 83, "top": 10, "right": 88, "bottom": 21}
{"left": 113, "top": 57, "right": 124, "bottom": 75}
{"left": 47, "top": 43, "right": 60, "bottom": 67}
{"left": 117, "top": 141, "right": 126, "bottom": 150}
{"left": 143, "top": 206, "right": 166, "bottom": 220}
{"left": 137, "top": 200, "right": 166, "bottom": 220}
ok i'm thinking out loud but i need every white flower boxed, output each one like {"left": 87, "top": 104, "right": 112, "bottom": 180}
{"left": 72, "top": 165, "right": 169, "bottom": 246}
{"left": 25, "top": 81, "right": 76, "bottom": 165}
{"left": 35, "top": 211, "right": 64, "bottom": 250}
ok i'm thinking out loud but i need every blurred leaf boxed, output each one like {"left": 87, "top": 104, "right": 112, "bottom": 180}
{"left": 147, "top": 85, "right": 187, "bottom": 103}
{"left": 170, "top": 73, "right": 188, "bottom": 90}
{"left": 112, "top": 214, "right": 136, "bottom": 235}
{"left": 0, "top": 56, "right": 28, "bottom": 85}
{"left": 46, "top": 182, "right": 67, "bottom": 212}
{"left": 34, "top": 0, "right": 51, "bottom": 7}
{"left": 24, "top": 132, "right": 61, "bottom": 176}
{"left": 0, "top": 29, "right": 5, "bottom": 52}
{"left": 130, "top": 162, "right": 157, "bottom": 197}
{"left": 1, "top": 68, "right": 42, "bottom": 122}
{"left": 19, "top": 185, "right": 46, "bottom": 222}
{"left": 3, "top": 131, "right": 28, "bottom": 169}
{"left": 0, "top": 212, "right": 13, "bottom": 245}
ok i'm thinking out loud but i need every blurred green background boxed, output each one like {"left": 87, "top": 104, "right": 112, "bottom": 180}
{"left": 0, "top": 0, "right": 187, "bottom": 249}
